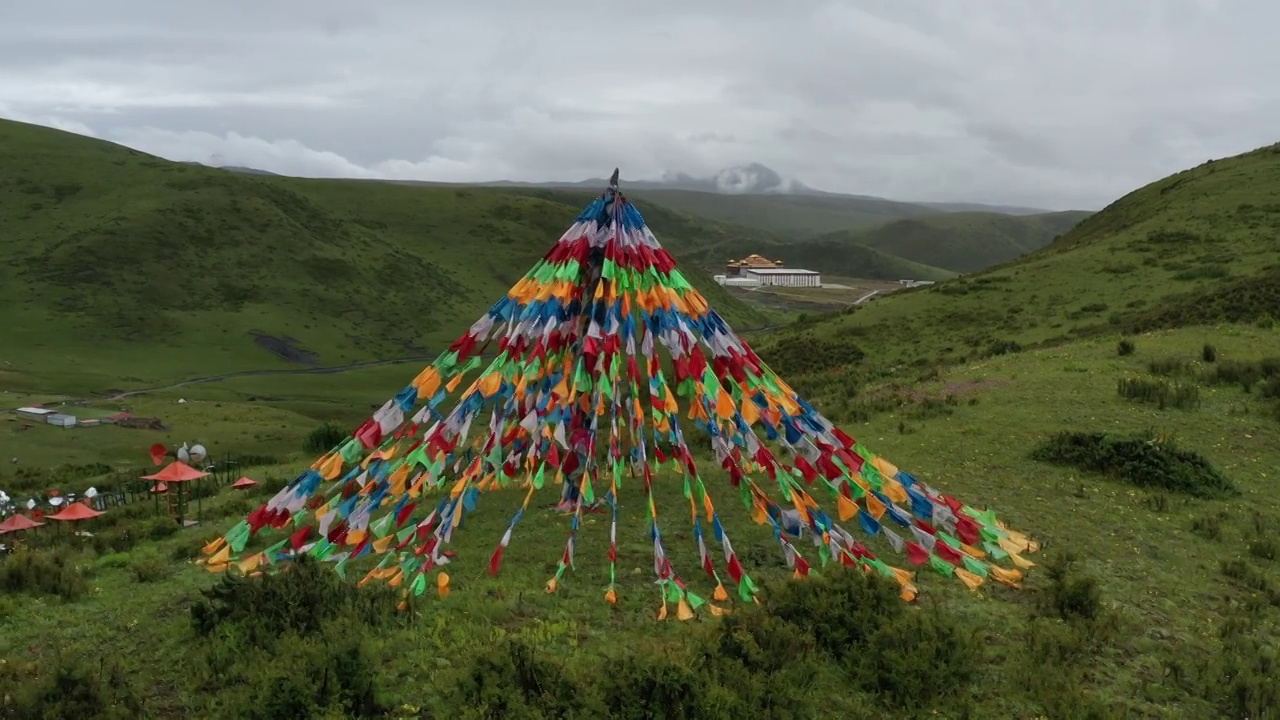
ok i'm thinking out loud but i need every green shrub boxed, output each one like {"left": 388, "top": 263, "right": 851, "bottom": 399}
{"left": 1116, "top": 377, "right": 1200, "bottom": 409}
{"left": 127, "top": 553, "right": 172, "bottom": 583}
{"left": 1117, "top": 339, "right": 1136, "bottom": 356}
{"left": 754, "top": 570, "right": 978, "bottom": 712}
{"left": 210, "top": 627, "right": 385, "bottom": 719}
{"left": 1, "top": 657, "right": 144, "bottom": 720}
{"left": 1202, "top": 343, "right": 1218, "bottom": 363}
{"left": 1191, "top": 512, "right": 1227, "bottom": 540}
{"left": 1204, "top": 357, "right": 1280, "bottom": 391}
{"left": 190, "top": 556, "right": 401, "bottom": 645}
{"left": 1247, "top": 538, "right": 1278, "bottom": 562}
{"left": 1040, "top": 554, "right": 1102, "bottom": 622}
{"left": 304, "top": 422, "right": 348, "bottom": 454}
{"left": 1147, "top": 356, "right": 1191, "bottom": 376}
{"left": 0, "top": 547, "right": 89, "bottom": 600}
{"left": 456, "top": 638, "right": 592, "bottom": 719}
{"left": 1031, "top": 431, "right": 1237, "bottom": 498}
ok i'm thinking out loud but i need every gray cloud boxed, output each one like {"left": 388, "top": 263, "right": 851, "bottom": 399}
{"left": 1, "top": 0, "right": 1276, "bottom": 209}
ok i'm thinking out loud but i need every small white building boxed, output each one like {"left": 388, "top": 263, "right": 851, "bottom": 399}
{"left": 714, "top": 274, "right": 762, "bottom": 288}
{"left": 743, "top": 268, "right": 822, "bottom": 288}
{"left": 15, "top": 407, "right": 54, "bottom": 423}
{"left": 899, "top": 279, "right": 936, "bottom": 288}
{"left": 46, "top": 414, "right": 77, "bottom": 428}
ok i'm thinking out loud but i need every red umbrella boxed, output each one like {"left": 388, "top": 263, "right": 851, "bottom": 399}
{"left": 47, "top": 501, "right": 104, "bottom": 522}
{"left": 0, "top": 514, "right": 45, "bottom": 535}
{"left": 140, "top": 461, "right": 208, "bottom": 483}
{"left": 231, "top": 477, "right": 258, "bottom": 490}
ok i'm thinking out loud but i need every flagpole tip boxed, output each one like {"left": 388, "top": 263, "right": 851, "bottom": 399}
{"left": 608, "top": 167, "right": 620, "bottom": 190}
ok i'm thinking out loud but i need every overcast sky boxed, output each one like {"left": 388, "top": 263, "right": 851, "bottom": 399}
{"left": 1, "top": 0, "right": 1275, "bottom": 210}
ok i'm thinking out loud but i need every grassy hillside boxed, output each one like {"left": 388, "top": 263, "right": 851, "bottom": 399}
{"left": 769, "top": 241, "right": 957, "bottom": 282}
{"left": 758, "top": 143, "right": 1280, "bottom": 398}
{"left": 5, "top": 325, "right": 1280, "bottom": 718}
{"left": 0, "top": 119, "right": 775, "bottom": 394}
{"left": 816, "top": 210, "right": 1091, "bottom": 274}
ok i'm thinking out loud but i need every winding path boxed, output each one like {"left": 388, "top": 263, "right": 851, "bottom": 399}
{"left": 102, "top": 323, "right": 792, "bottom": 401}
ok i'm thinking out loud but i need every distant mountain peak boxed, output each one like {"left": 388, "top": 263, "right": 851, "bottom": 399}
{"left": 658, "top": 163, "right": 811, "bottom": 195}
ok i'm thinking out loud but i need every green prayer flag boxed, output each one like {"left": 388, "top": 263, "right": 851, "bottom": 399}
{"left": 687, "top": 591, "right": 706, "bottom": 609}
{"left": 962, "top": 555, "right": 988, "bottom": 577}
{"left": 930, "top": 556, "right": 956, "bottom": 577}
{"left": 411, "top": 573, "right": 428, "bottom": 597}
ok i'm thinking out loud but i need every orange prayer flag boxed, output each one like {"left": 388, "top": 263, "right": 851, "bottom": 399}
{"left": 437, "top": 572, "right": 451, "bottom": 598}
{"left": 883, "top": 477, "right": 909, "bottom": 504}
{"left": 478, "top": 372, "right": 502, "bottom": 398}
{"left": 864, "top": 492, "right": 887, "bottom": 520}
{"left": 208, "top": 544, "right": 231, "bottom": 565}
{"left": 715, "top": 389, "right": 735, "bottom": 420}
{"left": 740, "top": 396, "right": 760, "bottom": 425}
{"left": 445, "top": 374, "right": 464, "bottom": 393}
{"left": 954, "top": 568, "right": 984, "bottom": 591}
{"left": 677, "top": 598, "right": 696, "bottom": 621}
{"left": 989, "top": 565, "right": 1023, "bottom": 588}
{"left": 836, "top": 494, "right": 858, "bottom": 522}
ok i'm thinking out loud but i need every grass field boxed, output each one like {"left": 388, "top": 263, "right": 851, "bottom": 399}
{"left": 5, "top": 324, "right": 1280, "bottom": 718}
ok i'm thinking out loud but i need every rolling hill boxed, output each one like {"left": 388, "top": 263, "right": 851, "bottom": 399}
{"left": 0, "top": 119, "right": 777, "bottom": 393}
{"left": 809, "top": 210, "right": 1091, "bottom": 274}
{"left": 757, "top": 142, "right": 1280, "bottom": 395}
{"left": 404, "top": 164, "right": 1092, "bottom": 240}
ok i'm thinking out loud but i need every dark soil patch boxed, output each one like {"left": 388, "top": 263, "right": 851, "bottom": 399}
{"left": 249, "top": 331, "right": 320, "bottom": 366}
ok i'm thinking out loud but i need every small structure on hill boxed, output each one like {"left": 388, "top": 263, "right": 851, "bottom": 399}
{"left": 723, "top": 253, "right": 821, "bottom": 287}
{"left": 15, "top": 407, "right": 53, "bottom": 423}
{"left": 725, "top": 253, "right": 783, "bottom": 276}
{"left": 898, "top": 279, "right": 936, "bottom": 288}
{"left": 712, "top": 274, "right": 762, "bottom": 288}
{"left": 742, "top": 267, "right": 821, "bottom": 288}
{"left": 46, "top": 413, "right": 77, "bottom": 429}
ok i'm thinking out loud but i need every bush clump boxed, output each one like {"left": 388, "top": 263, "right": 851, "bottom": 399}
{"left": 0, "top": 547, "right": 90, "bottom": 601}
{"left": 190, "top": 556, "right": 401, "bottom": 644}
{"left": 1117, "top": 376, "right": 1201, "bottom": 409}
{"left": 1, "top": 657, "right": 144, "bottom": 720}
{"left": 303, "top": 422, "right": 348, "bottom": 454}
{"left": 1031, "top": 431, "right": 1237, "bottom": 498}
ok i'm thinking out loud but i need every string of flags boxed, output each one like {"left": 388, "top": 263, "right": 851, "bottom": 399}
{"left": 201, "top": 173, "right": 1038, "bottom": 619}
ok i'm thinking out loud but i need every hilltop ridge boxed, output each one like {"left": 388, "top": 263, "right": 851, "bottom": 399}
{"left": 758, "top": 142, "right": 1280, "bottom": 396}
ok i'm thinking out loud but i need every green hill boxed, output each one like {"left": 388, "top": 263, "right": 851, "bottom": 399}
{"left": 766, "top": 240, "right": 957, "bottom": 282}
{"left": 621, "top": 188, "right": 942, "bottom": 237}
{"left": 0, "top": 119, "right": 775, "bottom": 393}
{"left": 815, "top": 210, "right": 1091, "bottom": 274}
{"left": 758, "top": 143, "right": 1280, "bottom": 394}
